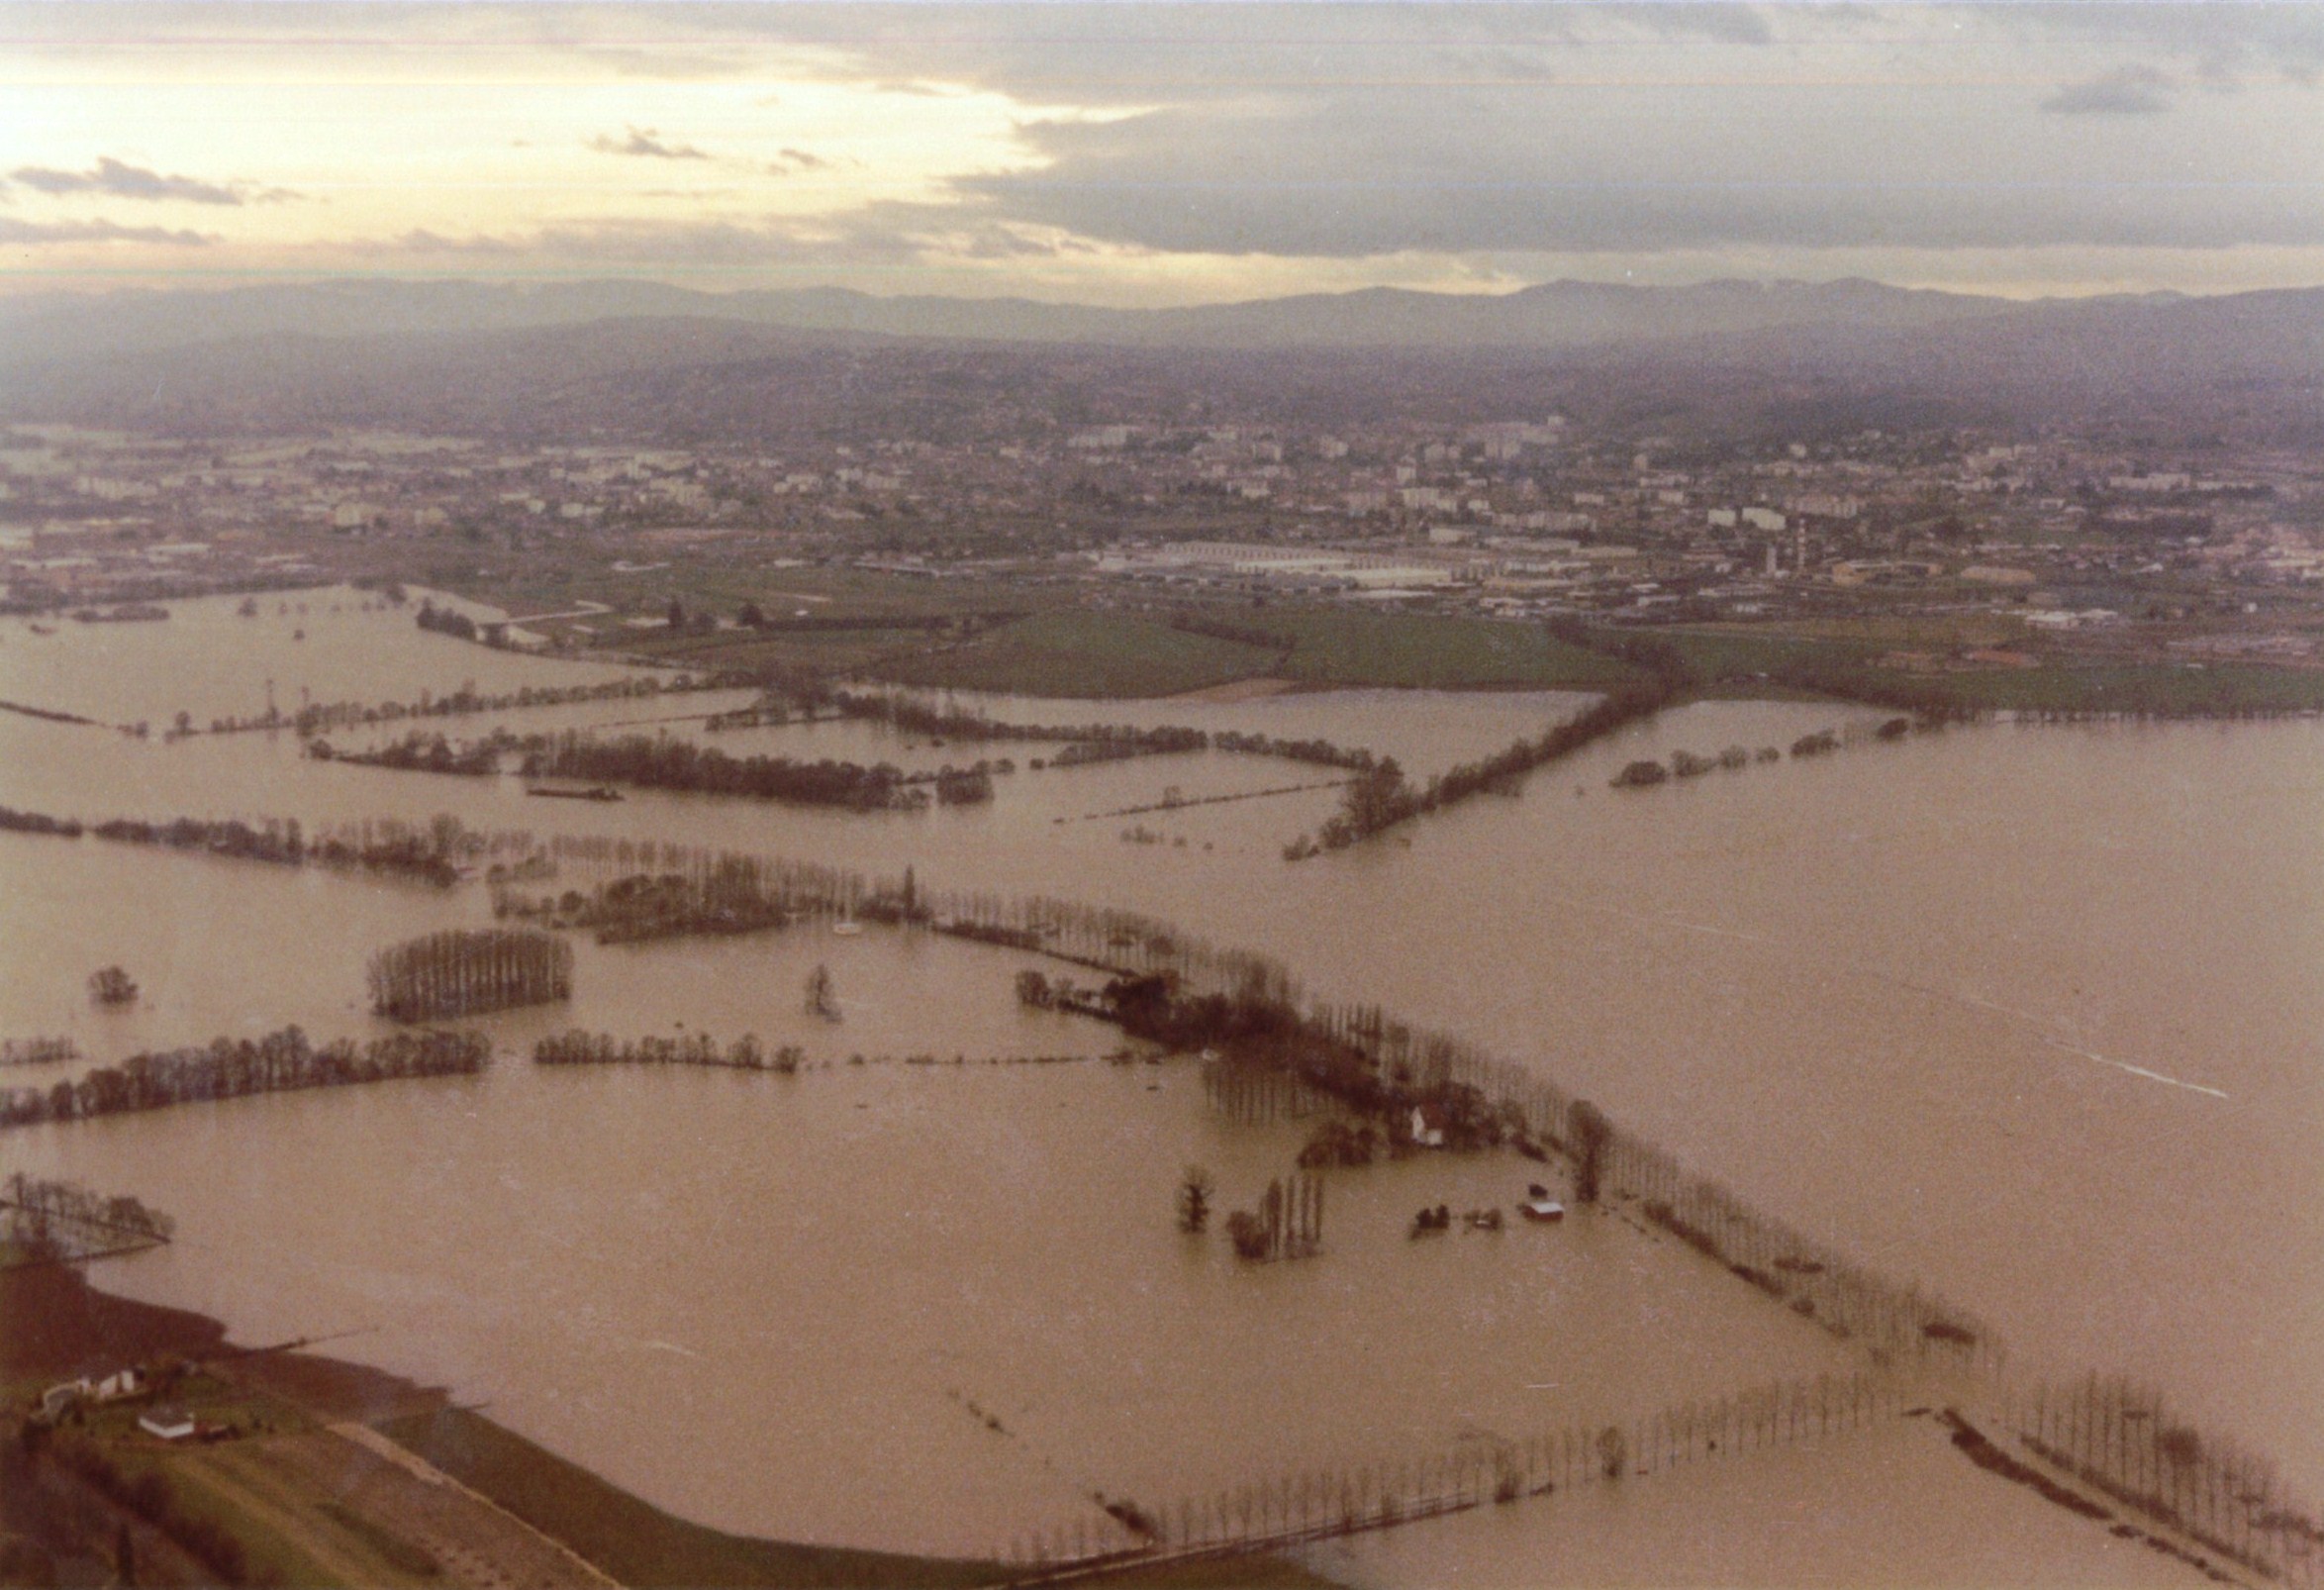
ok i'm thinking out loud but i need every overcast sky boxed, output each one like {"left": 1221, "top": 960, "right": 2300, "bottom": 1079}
{"left": 5, "top": 2, "right": 2322, "bottom": 302}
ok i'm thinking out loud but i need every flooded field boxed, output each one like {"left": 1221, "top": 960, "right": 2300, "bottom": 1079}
{"left": 7, "top": 971, "right": 1857, "bottom": 1555}
{"left": 842, "top": 683, "right": 1604, "bottom": 782}
{"left": 5, "top": 589, "right": 2320, "bottom": 1568}
{"left": 1303, "top": 1414, "right": 2222, "bottom": 1589}
{"left": 2, "top": 588, "right": 644, "bottom": 728}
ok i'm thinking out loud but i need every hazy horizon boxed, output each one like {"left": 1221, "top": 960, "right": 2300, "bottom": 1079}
{"left": 6, "top": 269, "right": 2317, "bottom": 312}
{"left": 6, "top": 3, "right": 2323, "bottom": 304}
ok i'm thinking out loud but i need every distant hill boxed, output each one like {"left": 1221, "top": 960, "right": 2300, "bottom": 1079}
{"left": 0, "top": 275, "right": 2024, "bottom": 368}
{"left": 1, "top": 278, "right": 2317, "bottom": 444}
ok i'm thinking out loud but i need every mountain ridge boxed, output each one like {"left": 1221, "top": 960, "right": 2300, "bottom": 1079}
{"left": 0, "top": 273, "right": 2158, "bottom": 367}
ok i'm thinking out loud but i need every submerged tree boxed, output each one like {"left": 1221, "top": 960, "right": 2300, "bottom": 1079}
{"left": 86, "top": 965, "right": 139, "bottom": 1008}
{"left": 806, "top": 962, "right": 840, "bottom": 1022}
{"left": 367, "top": 929, "right": 570, "bottom": 1022}
{"left": 1598, "top": 1424, "right": 1628, "bottom": 1481}
{"left": 1336, "top": 757, "right": 1408, "bottom": 835}
{"left": 1570, "top": 1099, "right": 1611, "bottom": 1205}
{"left": 1177, "top": 1165, "right": 1213, "bottom": 1234}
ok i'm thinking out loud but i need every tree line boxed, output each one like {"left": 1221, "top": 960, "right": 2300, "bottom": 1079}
{"left": 824, "top": 688, "right": 1376, "bottom": 769}
{"left": 1285, "top": 685, "right": 1676, "bottom": 858}
{"left": 523, "top": 732, "right": 921, "bottom": 810}
{"left": 208, "top": 668, "right": 733, "bottom": 740}
{"left": 490, "top": 841, "right": 907, "bottom": 944}
{"left": 1609, "top": 720, "right": 1911, "bottom": 791}
{"left": 68, "top": 604, "right": 168, "bottom": 625}
{"left": 0, "top": 803, "right": 484, "bottom": 891}
{"left": 997, "top": 1370, "right": 1914, "bottom": 1571}
{"left": 0, "top": 1037, "right": 77, "bottom": 1067}
{"left": 498, "top": 864, "right": 795, "bottom": 944}
{"left": 0, "top": 805, "right": 84, "bottom": 838}
{"left": 368, "top": 929, "right": 572, "bottom": 1022}
{"left": 1210, "top": 730, "right": 1376, "bottom": 771}
{"left": 824, "top": 689, "right": 1203, "bottom": 750}
{"left": 312, "top": 730, "right": 500, "bottom": 776}
{"left": 0, "top": 1027, "right": 489, "bottom": 1130}
{"left": 2008, "top": 1374, "right": 2322, "bottom": 1586}
{"left": 534, "top": 1031, "right": 806, "bottom": 1072}
{"left": 321, "top": 723, "right": 1009, "bottom": 807}
{"left": 535, "top": 1029, "right": 1115, "bottom": 1072}
{"left": 87, "top": 812, "right": 466, "bottom": 887}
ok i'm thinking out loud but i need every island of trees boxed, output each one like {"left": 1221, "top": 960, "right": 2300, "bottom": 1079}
{"left": 368, "top": 929, "right": 572, "bottom": 1022}
{"left": 85, "top": 966, "right": 138, "bottom": 1008}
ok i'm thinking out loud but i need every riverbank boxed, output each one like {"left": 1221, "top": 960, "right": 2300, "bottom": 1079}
{"left": 0, "top": 1264, "right": 1010, "bottom": 1589}
{"left": 5, "top": 1264, "right": 1348, "bottom": 1590}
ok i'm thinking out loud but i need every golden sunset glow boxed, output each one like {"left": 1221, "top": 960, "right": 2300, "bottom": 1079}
{"left": 6, "top": 4, "right": 2323, "bottom": 300}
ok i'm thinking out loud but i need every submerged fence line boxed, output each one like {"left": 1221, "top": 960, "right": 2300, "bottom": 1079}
{"left": 995, "top": 1370, "right": 1916, "bottom": 1577}
{"left": 2001, "top": 1375, "right": 2324, "bottom": 1588}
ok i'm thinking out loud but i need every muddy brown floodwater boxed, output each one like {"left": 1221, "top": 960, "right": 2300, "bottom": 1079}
{"left": 3, "top": 589, "right": 2319, "bottom": 1572}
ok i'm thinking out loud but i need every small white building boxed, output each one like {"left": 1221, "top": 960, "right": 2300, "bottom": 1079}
{"left": 91, "top": 1367, "right": 144, "bottom": 1402}
{"left": 138, "top": 1406, "right": 196, "bottom": 1441}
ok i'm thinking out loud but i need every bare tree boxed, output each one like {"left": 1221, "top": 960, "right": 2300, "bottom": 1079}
{"left": 86, "top": 965, "right": 139, "bottom": 1008}
{"left": 1177, "top": 1165, "right": 1213, "bottom": 1234}
{"left": 806, "top": 963, "right": 840, "bottom": 1022}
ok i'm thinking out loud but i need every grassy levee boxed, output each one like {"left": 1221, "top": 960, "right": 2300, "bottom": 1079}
{"left": 876, "top": 610, "right": 1284, "bottom": 697}
{"left": 376, "top": 1406, "right": 1009, "bottom": 1590}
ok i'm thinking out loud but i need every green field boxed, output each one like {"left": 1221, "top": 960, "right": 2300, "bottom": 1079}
{"left": 459, "top": 560, "right": 1060, "bottom": 632}
{"left": 1856, "top": 660, "right": 2324, "bottom": 716}
{"left": 870, "top": 606, "right": 1649, "bottom": 698}
{"left": 1654, "top": 628, "right": 1876, "bottom": 685}
{"left": 873, "top": 610, "right": 1286, "bottom": 697}
{"left": 1656, "top": 626, "right": 2324, "bottom": 715}
{"left": 1262, "top": 610, "right": 1644, "bottom": 691}
{"left": 622, "top": 624, "right": 948, "bottom": 677}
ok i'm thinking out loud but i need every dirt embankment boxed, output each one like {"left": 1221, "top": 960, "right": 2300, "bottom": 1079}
{"left": 3, "top": 1265, "right": 1011, "bottom": 1589}
{"left": 0, "top": 1262, "right": 225, "bottom": 1381}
